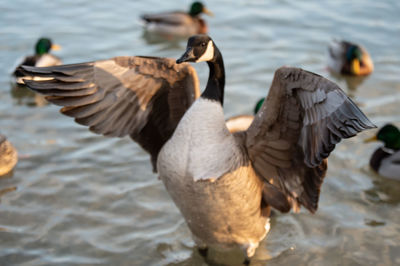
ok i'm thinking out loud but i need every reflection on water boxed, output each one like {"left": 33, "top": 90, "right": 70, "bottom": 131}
{"left": 0, "top": 0, "right": 400, "bottom": 265}
{"left": 142, "top": 30, "right": 187, "bottom": 47}
{"left": 364, "top": 174, "right": 400, "bottom": 205}
{"left": 0, "top": 186, "right": 16, "bottom": 199}
{"left": 328, "top": 70, "right": 370, "bottom": 96}
{"left": 364, "top": 218, "right": 385, "bottom": 227}
{"left": 10, "top": 83, "right": 48, "bottom": 107}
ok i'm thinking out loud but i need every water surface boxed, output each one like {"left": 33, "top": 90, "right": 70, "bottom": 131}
{"left": 0, "top": 0, "right": 400, "bottom": 265}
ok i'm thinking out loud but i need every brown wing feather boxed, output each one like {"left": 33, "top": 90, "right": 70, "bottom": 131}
{"left": 244, "top": 67, "right": 375, "bottom": 213}
{"left": 20, "top": 56, "right": 200, "bottom": 172}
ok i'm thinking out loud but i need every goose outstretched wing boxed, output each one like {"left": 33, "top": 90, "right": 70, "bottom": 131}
{"left": 241, "top": 67, "right": 375, "bottom": 213}
{"left": 20, "top": 56, "right": 200, "bottom": 171}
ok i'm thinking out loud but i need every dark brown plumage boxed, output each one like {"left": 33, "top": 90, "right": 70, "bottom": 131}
{"left": 239, "top": 67, "right": 374, "bottom": 213}
{"left": 19, "top": 56, "right": 200, "bottom": 171}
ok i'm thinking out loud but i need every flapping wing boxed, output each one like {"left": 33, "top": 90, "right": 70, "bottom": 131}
{"left": 243, "top": 67, "right": 375, "bottom": 213}
{"left": 19, "top": 56, "right": 200, "bottom": 171}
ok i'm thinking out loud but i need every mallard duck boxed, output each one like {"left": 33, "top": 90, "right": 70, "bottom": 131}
{"left": 365, "top": 124, "right": 400, "bottom": 180}
{"left": 13, "top": 37, "right": 62, "bottom": 84}
{"left": 328, "top": 40, "right": 374, "bottom": 76}
{"left": 226, "top": 98, "right": 264, "bottom": 133}
{"left": 19, "top": 34, "right": 375, "bottom": 264}
{"left": 0, "top": 135, "right": 18, "bottom": 177}
{"left": 141, "top": 2, "right": 213, "bottom": 37}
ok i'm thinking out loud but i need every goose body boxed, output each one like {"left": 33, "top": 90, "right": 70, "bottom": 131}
{"left": 141, "top": 2, "right": 212, "bottom": 37}
{"left": 19, "top": 34, "right": 375, "bottom": 263}
{"left": 13, "top": 38, "right": 61, "bottom": 84}
{"left": 366, "top": 124, "right": 400, "bottom": 180}
{"left": 328, "top": 40, "right": 373, "bottom": 76}
{"left": 158, "top": 98, "right": 269, "bottom": 256}
{"left": 0, "top": 135, "right": 18, "bottom": 176}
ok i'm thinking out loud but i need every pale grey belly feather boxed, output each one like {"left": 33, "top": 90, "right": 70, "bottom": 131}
{"left": 156, "top": 98, "right": 268, "bottom": 249}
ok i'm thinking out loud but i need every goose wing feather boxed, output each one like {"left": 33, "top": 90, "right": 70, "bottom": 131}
{"left": 20, "top": 56, "right": 200, "bottom": 171}
{"left": 241, "top": 67, "right": 375, "bottom": 213}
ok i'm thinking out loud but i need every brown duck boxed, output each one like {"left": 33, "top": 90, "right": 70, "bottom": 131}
{"left": 141, "top": 2, "right": 213, "bottom": 38}
{"left": 0, "top": 135, "right": 18, "bottom": 177}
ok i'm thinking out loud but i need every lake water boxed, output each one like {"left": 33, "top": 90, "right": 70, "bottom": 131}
{"left": 1, "top": 0, "right": 399, "bottom": 265}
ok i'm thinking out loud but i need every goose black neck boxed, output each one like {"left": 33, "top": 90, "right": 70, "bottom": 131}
{"left": 201, "top": 46, "right": 225, "bottom": 106}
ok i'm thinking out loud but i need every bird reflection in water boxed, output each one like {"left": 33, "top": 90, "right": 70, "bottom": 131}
{"left": 10, "top": 83, "right": 48, "bottom": 107}
{"left": 328, "top": 70, "right": 370, "bottom": 98}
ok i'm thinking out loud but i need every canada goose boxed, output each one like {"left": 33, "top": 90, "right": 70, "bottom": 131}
{"left": 365, "top": 124, "right": 400, "bottom": 180}
{"left": 13, "top": 37, "right": 62, "bottom": 84}
{"left": 328, "top": 40, "right": 374, "bottom": 76}
{"left": 141, "top": 2, "right": 213, "bottom": 38}
{"left": 0, "top": 135, "right": 18, "bottom": 177}
{"left": 226, "top": 98, "right": 264, "bottom": 133}
{"left": 19, "top": 34, "right": 375, "bottom": 264}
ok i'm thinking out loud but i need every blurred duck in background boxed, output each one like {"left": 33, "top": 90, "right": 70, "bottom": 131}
{"left": 0, "top": 135, "right": 18, "bottom": 177}
{"left": 226, "top": 98, "right": 264, "bottom": 133}
{"left": 13, "top": 37, "right": 62, "bottom": 84}
{"left": 328, "top": 40, "right": 374, "bottom": 76}
{"left": 365, "top": 124, "right": 400, "bottom": 180}
{"left": 141, "top": 2, "right": 213, "bottom": 38}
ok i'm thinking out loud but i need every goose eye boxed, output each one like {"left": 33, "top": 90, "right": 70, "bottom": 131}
{"left": 201, "top": 42, "right": 206, "bottom": 47}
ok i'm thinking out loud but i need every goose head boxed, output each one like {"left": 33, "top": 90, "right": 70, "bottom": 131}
{"left": 176, "top": 35, "right": 216, "bottom": 64}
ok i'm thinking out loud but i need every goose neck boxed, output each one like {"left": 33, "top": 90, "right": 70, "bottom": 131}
{"left": 201, "top": 47, "right": 225, "bottom": 105}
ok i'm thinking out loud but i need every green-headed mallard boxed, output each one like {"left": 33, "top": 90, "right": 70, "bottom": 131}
{"left": 328, "top": 40, "right": 374, "bottom": 76}
{"left": 141, "top": 2, "right": 213, "bottom": 38}
{"left": 13, "top": 37, "right": 62, "bottom": 84}
{"left": 19, "top": 34, "right": 375, "bottom": 264}
{"left": 365, "top": 124, "right": 400, "bottom": 180}
{"left": 0, "top": 135, "right": 18, "bottom": 177}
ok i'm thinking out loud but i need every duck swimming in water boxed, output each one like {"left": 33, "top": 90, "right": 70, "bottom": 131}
{"left": 365, "top": 124, "right": 400, "bottom": 180}
{"left": 226, "top": 98, "right": 264, "bottom": 133}
{"left": 328, "top": 40, "right": 374, "bottom": 76}
{"left": 0, "top": 135, "right": 18, "bottom": 177}
{"left": 141, "top": 2, "right": 213, "bottom": 38}
{"left": 19, "top": 34, "right": 375, "bottom": 264}
{"left": 13, "top": 37, "right": 61, "bottom": 84}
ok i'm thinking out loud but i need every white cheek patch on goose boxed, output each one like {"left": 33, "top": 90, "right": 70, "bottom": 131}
{"left": 196, "top": 41, "right": 214, "bottom": 62}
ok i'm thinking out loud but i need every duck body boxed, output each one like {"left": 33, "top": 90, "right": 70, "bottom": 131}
{"left": 158, "top": 98, "right": 269, "bottom": 256}
{"left": 0, "top": 135, "right": 18, "bottom": 176}
{"left": 141, "top": 2, "right": 212, "bottom": 38}
{"left": 366, "top": 124, "right": 400, "bottom": 180}
{"left": 19, "top": 53, "right": 61, "bottom": 68}
{"left": 142, "top": 11, "right": 207, "bottom": 37}
{"left": 370, "top": 148, "right": 400, "bottom": 180}
{"left": 13, "top": 38, "right": 61, "bottom": 84}
{"left": 328, "top": 40, "right": 373, "bottom": 76}
{"left": 14, "top": 54, "right": 62, "bottom": 84}
{"left": 225, "top": 98, "right": 265, "bottom": 133}
{"left": 226, "top": 114, "right": 254, "bottom": 133}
